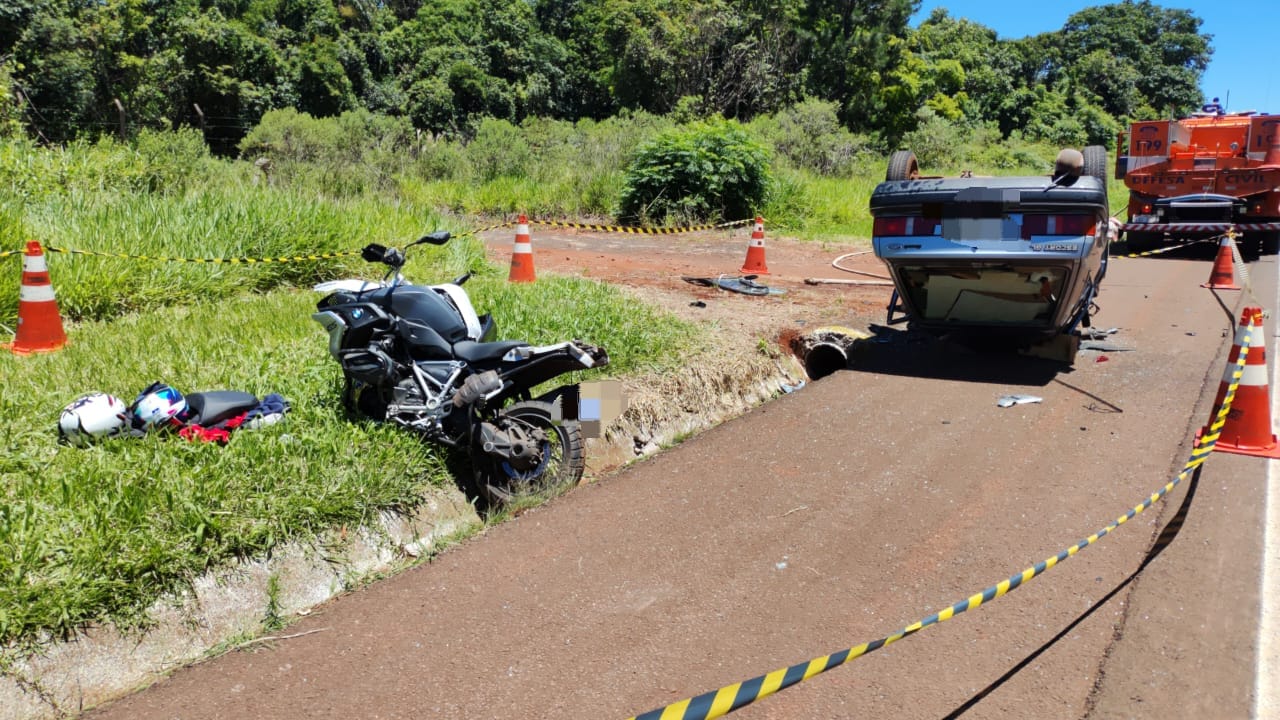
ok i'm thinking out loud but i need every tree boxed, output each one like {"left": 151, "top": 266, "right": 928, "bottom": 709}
{"left": 798, "top": 0, "right": 918, "bottom": 135}
{"left": 1056, "top": 0, "right": 1210, "bottom": 119}
{"left": 385, "top": 0, "right": 569, "bottom": 135}
{"left": 911, "top": 9, "right": 1019, "bottom": 123}
{"left": 294, "top": 38, "right": 357, "bottom": 117}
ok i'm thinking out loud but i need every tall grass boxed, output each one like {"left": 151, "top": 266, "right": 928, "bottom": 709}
{"left": 0, "top": 129, "right": 704, "bottom": 646}
{"left": 0, "top": 187, "right": 447, "bottom": 325}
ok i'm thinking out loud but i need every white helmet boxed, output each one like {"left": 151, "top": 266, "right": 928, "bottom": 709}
{"left": 58, "top": 392, "right": 130, "bottom": 446}
{"left": 129, "top": 382, "right": 188, "bottom": 431}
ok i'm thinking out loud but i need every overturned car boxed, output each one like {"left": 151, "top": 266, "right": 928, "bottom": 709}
{"left": 870, "top": 148, "right": 1113, "bottom": 363}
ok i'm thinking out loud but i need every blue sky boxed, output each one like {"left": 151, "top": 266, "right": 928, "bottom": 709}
{"left": 911, "top": 1, "right": 1275, "bottom": 114}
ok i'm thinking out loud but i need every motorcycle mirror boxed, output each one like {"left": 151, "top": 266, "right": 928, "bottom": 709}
{"left": 362, "top": 243, "right": 388, "bottom": 263}
{"left": 412, "top": 231, "right": 451, "bottom": 247}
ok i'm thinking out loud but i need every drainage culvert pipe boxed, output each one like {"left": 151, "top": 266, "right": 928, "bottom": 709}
{"left": 791, "top": 326, "right": 871, "bottom": 381}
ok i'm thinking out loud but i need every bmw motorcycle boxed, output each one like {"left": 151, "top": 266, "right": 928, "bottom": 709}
{"left": 312, "top": 232, "right": 609, "bottom": 506}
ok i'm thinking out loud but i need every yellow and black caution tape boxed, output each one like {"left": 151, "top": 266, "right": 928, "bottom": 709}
{"left": 529, "top": 217, "right": 756, "bottom": 235}
{"left": 1225, "top": 227, "right": 1259, "bottom": 302}
{"left": 42, "top": 245, "right": 361, "bottom": 264}
{"left": 450, "top": 221, "right": 514, "bottom": 238}
{"left": 626, "top": 328, "right": 1251, "bottom": 720}
{"left": 18, "top": 216, "right": 758, "bottom": 264}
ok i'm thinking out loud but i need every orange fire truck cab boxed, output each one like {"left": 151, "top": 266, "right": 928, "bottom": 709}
{"left": 1117, "top": 111, "right": 1280, "bottom": 255}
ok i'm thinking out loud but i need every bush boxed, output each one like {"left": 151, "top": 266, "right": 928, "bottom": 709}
{"left": 899, "top": 108, "right": 972, "bottom": 170}
{"left": 237, "top": 108, "right": 418, "bottom": 195}
{"left": 467, "top": 118, "right": 531, "bottom": 182}
{"left": 618, "top": 119, "right": 771, "bottom": 224}
{"left": 132, "top": 128, "right": 212, "bottom": 194}
{"left": 753, "top": 98, "right": 872, "bottom": 176}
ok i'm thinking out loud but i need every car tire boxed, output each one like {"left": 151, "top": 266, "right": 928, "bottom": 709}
{"left": 886, "top": 150, "right": 919, "bottom": 181}
{"left": 1082, "top": 145, "right": 1108, "bottom": 185}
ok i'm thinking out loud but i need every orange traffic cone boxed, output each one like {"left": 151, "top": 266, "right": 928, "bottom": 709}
{"left": 1201, "top": 232, "right": 1241, "bottom": 290}
{"left": 741, "top": 216, "right": 769, "bottom": 274}
{"left": 1201, "top": 306, "right": 1280, "bottom": 458}
{"left": 5, "top": 241, "right": 67, "bottom": 355}
{"left": 507, "top": 214, "right": 536, "bottom": 283}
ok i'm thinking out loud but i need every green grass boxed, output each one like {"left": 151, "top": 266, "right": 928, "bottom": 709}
{"left": 0, "top": 290, "right": 441, "bottom": 642}
{"left": 0, "top": 187, "right": 448, "bottom": 326}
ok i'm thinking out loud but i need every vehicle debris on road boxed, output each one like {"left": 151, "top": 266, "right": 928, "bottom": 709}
{"left": 682, "top": 275, "right": 786, "bottom": 296}
{"left": 997, "top": 394, "right": 1043, "bottom": 408}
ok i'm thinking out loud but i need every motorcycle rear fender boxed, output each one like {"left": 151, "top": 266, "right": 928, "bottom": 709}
{"left": 532, "top": 384, "right": 582, "bottom": 422}
{"left": 491, "top": 342, "right": 610, "bottom": 405}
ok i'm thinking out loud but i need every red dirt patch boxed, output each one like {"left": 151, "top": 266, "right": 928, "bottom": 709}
{"left": 479, "top": 226, "right": 894, "bottom": 338}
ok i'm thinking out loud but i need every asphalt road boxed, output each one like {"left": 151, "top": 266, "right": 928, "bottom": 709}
{"left": 87, "top": 248, "right": 1277, "bottom": 720}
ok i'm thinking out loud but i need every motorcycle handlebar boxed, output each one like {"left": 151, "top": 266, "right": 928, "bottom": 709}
{"left": 361, "top": 243, "right": 405, "bottom": 268}
{"left": 360, "top": 231, "right": 453, "bottom": 277}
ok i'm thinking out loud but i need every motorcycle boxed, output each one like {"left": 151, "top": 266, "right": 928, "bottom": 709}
{"left": 311, "top": 231, "right": 609, "bottom": 506}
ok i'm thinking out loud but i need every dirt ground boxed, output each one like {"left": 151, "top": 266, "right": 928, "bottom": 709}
{"left": 476, "top": 224, "right": 894, "bottom": 342}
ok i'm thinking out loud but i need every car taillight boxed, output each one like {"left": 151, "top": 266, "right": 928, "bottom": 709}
{"left": 873, "top": 216, "right": 940, "bottom": 236}
{"left": 1141, "top": 203, "right": 1153, "bottom": 214}
{"left": 1021, "top": 214, "right": 1097, "bottom": 238}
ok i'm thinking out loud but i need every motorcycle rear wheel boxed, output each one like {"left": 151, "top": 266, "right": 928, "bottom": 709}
{"left": 474, "top": 400, "right": 585, "bottom": 506}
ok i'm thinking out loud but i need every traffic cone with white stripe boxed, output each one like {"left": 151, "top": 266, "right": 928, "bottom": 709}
{"left": 507, "top": 214, "right": 536, "bottom": 283}
{"left": 740, "top": 216, "right": 769, "bottom": 274}
{"left": 1201, "top": 232, "right": 1241, "bottom": 290}
{"left": 1202, "top": 306, "right": 1280, "bottom": 458}
{"left": 5, "top": 241, "right": 67, "bottom": 355}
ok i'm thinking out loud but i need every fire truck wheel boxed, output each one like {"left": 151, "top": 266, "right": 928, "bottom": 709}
{"left": 886, "top": 150, "right": 919, "bottom": 181}
{"left": 1082, "top": 145, "right": 1108, "bottom": 185}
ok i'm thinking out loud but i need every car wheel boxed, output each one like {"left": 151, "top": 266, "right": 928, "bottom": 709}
{"left": 886, "top": 150, "right": 919, "bottom": 181}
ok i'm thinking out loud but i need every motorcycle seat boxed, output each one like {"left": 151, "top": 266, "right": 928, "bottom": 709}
{"left": 453, "top": 340, "right": 527, "bottom": 363}
{"left": 184, "top": 391, "right": 260, "bottom": 426}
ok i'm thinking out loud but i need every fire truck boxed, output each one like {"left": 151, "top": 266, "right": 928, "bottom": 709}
{"left": 1116, "top": 111, "right": 1280, "bottom": 255}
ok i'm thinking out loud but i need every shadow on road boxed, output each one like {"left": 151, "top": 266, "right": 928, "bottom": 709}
{"left": 837, "top": 324, "right": 1072, "bottom": 387}
{"left": 939, "top": 464, "right": 1203, "bottom": 719}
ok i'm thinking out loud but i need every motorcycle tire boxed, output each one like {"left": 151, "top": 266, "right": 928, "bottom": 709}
{"left": 474, "top": 400, "right": 585, "bottom": 507}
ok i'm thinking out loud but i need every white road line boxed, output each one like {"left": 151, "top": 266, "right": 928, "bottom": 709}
{"left": 1257, "top": 273, "right": 1280, "bottom": 719}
